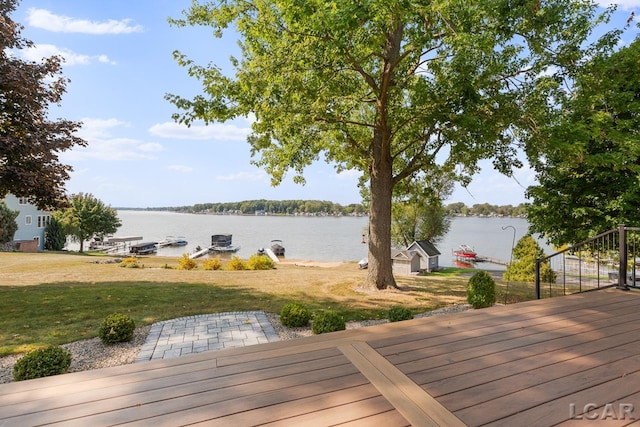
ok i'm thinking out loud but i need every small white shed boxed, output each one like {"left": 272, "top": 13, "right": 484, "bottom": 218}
{"left": 406, "top": 240, "right": 441, "bottom": 272}
{"left": 391, "top": 249, "right": 421, "bottom": 276}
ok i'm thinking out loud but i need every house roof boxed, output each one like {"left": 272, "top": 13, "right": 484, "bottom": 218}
{"left": 410, "top": 240, "right": 441, "bottom": 256}
{"left": 391, "top": 249, "right": 419, "bottom": 261}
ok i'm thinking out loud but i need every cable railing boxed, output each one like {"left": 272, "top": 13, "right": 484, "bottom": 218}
{"left": 535, "top": 225, "right": 640, "bottom": 299}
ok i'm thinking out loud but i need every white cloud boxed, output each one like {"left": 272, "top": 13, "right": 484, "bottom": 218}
{"left": 216, "top": 171, "right": 268, "bottom": 182}
{"left": 26, "top": 8, "right": 143, "bottom": 34}
{"left": 64, "top": 138, "right": 161, "bottom": 161}
{"left": 168, "top": 165, "right": 193, "bottom": 173}
{"left": 596, "top": 1, "right": 640, "bottom": 12}
{"left": 65, "top": 118, "right": 163, "bottom": 161}
{"left": 138, "top": 142, "right": 164, "bottom": 152}
{"left": 149, "top": 121, "right": 251, "bottom": 141}
{"left": 332, "top": 169, "right": 361, "bottom": 181}
{"left": 21, "top": 44, "right": 115, "bottom": 66}
{"left": 78, "top": 118, "right": 129, "bottom": 139}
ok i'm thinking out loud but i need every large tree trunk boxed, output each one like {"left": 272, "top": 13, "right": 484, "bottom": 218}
{"left": 363, "top": 22, "right": 403, "bottom": 291}
{"left": 365, "top": 131, "right": 397, "bottom": 290}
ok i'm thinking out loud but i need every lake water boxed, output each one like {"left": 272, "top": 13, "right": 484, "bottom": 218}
{"left": 90, "top": 210, "right": 551, "bottom": 270}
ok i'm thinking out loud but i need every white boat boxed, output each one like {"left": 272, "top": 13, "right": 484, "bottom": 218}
{"left": 129, "top": 242, "right": 158, "bottom": 255}
{"left": 358, "top": 257, "right": 368, "bottom": 269}
{"left": 158, "top": 236, "right": 188, "bottom": 247}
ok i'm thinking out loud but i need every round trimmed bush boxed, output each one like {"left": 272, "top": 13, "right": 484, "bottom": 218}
{"left": 13, "top": 345, "right": 72, "bottom": 381}
{"left": 247, "top": 254, "right": 275, "bottom": 270}
{"left": 99, "top": 313, "right": 136, "bottom": 344}
{"left": 311, "top": 310, "right": 346, "bottom": 334}
{"left": 177, "top": 253, "right": 198, "bottom": 270}
{"left": 388, "top": 306, "right": 413, "bottom": 322}
{"left": 280, "top": 302, "right": 312, "bottom": 328}
{"left": 467, "top": 270, "right": 496, "bottom": 309}
{"left": 203, "top": 257, "right": 222, "bottom": 270}
{"left": 226, "top": 256, "right": 247, "bottom": 271}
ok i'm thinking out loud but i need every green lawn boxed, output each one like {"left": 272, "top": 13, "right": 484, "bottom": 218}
{"left": 0, "top": 252, "right": 536, "bottom": 356}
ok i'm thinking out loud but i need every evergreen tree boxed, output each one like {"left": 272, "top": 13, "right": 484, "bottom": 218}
{"left": 44, "top": 216, "right": 66, "bottom": 251}
{"left": 504, "top": 235, "right": 555, "bottom": 283}
{"left": 0, "top": 202, "right": 18, "bottom": 244}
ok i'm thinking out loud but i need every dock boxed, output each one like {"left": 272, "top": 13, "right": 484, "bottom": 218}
{"left": 189, "top": 246, "right": 213, "bottom": 259}
{"left": 475, "top": 255, "right": 510, "bottom": 266}
{"left": 263, "top": 247, "right": 280, "bottom": 263}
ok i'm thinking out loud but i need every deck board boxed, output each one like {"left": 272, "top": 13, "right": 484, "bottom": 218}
{"left": 2, "top": 288, "right": 640, "bottom": 426}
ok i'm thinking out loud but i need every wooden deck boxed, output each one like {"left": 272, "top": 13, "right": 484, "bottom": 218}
{"left": 2, "top": 288, "right": 640, "bottom": 426}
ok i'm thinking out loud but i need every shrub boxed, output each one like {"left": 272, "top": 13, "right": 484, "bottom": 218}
{"left": 247, "top": 254, "right": 275, "bottom": 270}
{"left": 388, "top": 306, "right": 413, "bottom": 322}
{"left": 467, "top": 270, "right": 496, "bottom": 309}
{"left": 280, "top": 302, "right": 312, "bottom": 327}
{"left": 99, "top": 313, "right": 136, "bottom": 344}
{"left": 13, "top": 345, "right": 72, "bottom": 381}
{"left": 312, "top": 310, "right": 346, "bottom": 334}
{"left": 203, "top": 257, "right": 222, "bottom": 270}
{"left": 119, "top": 257, "right": 141, "bottom": 268}
{"left": 226, "top": 256, "right": 247, "bottom": 271}
{"left": 177, "top": 253, "right": 198, "bottom": 270}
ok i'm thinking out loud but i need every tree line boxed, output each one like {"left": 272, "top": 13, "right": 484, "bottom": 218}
{"left": 445, "top": 203, "right": 527, "bottom": 218}
{"left": 139, "top": 200, "right": 527, "bottom": 218}
{"left": 144, "top": 200, "right": 367, "bottom": 216}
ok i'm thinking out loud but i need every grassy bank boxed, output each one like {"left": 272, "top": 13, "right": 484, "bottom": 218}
{"left": 0, "top": 252, "right": 536, "bottom": 356}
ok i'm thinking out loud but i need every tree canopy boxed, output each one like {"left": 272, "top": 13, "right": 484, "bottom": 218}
{"left": 168, "top": 0, "right": 606, "bottom": 289}
{"left": 0, "top": 0, "right": 85, "bottom": 209}
{"left": 56, "top": 193, "right": 121, "bottom": 252}
{"left": 526, "top": 32, "right": 640, "bottom": 246}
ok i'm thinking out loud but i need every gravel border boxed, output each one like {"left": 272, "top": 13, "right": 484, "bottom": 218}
{"left": 0, "top": 304, "right": 470, "bottom": 384}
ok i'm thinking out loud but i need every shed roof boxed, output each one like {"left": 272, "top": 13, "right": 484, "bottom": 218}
{"left": 410, "top": 240, "right": 441, "bottom": 256}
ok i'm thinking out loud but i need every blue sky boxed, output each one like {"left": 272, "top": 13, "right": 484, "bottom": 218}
{"left": 11, "top": 0, "right": 640, "bottom": 208}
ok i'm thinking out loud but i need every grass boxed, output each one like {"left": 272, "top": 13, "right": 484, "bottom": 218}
{"left": 0, "top": 251, "right": 537, "bottom": 356}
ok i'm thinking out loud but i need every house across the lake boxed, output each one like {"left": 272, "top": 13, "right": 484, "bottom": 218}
{"left": 1, "top": 194, "right": 50, "bottom": 251}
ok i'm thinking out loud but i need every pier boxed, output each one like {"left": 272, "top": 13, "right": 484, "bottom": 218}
{"left": 475, "top": 255, "right": 510, "bottom": 266}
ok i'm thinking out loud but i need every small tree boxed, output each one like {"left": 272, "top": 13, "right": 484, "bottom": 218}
{"left": 504, "top": 235, "right": 555, "bottom": 283}
{"left": 391, "top": 201, "right": 451, "bottom": 248}
{"left": 0, "top": 202, "right": 18, "bottom": 244}
{"left": 44, "top": 216, "right": 66, "bottom": 251}
{"left": 57, "top": 193, "right": 121, "bottom": 252}
{"left": 467, "top": 270, "right": 496, "bottom": 309}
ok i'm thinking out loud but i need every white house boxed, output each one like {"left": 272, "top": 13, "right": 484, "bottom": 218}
{"left": 406, "top": 240, "right": 441, "bottom": 272}
{"left": 2, "top": 194, "right": 50, "bottom": 251}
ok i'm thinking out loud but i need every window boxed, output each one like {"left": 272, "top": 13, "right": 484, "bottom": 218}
{"left": 25, "top": 215, "right": 32, "bottom": 226}
{"left": 18, "top": 197, "right": 28, "bottom": 205}
{"left": 37, "top": 215, "right": 50, "bottom": 228}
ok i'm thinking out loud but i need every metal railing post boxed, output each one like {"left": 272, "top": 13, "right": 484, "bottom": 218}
{"left": 535, "top": 258, "right": 541, "bottom": 299}
{"left": 618, "top": 224, "right": 629, "bottom": 290}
